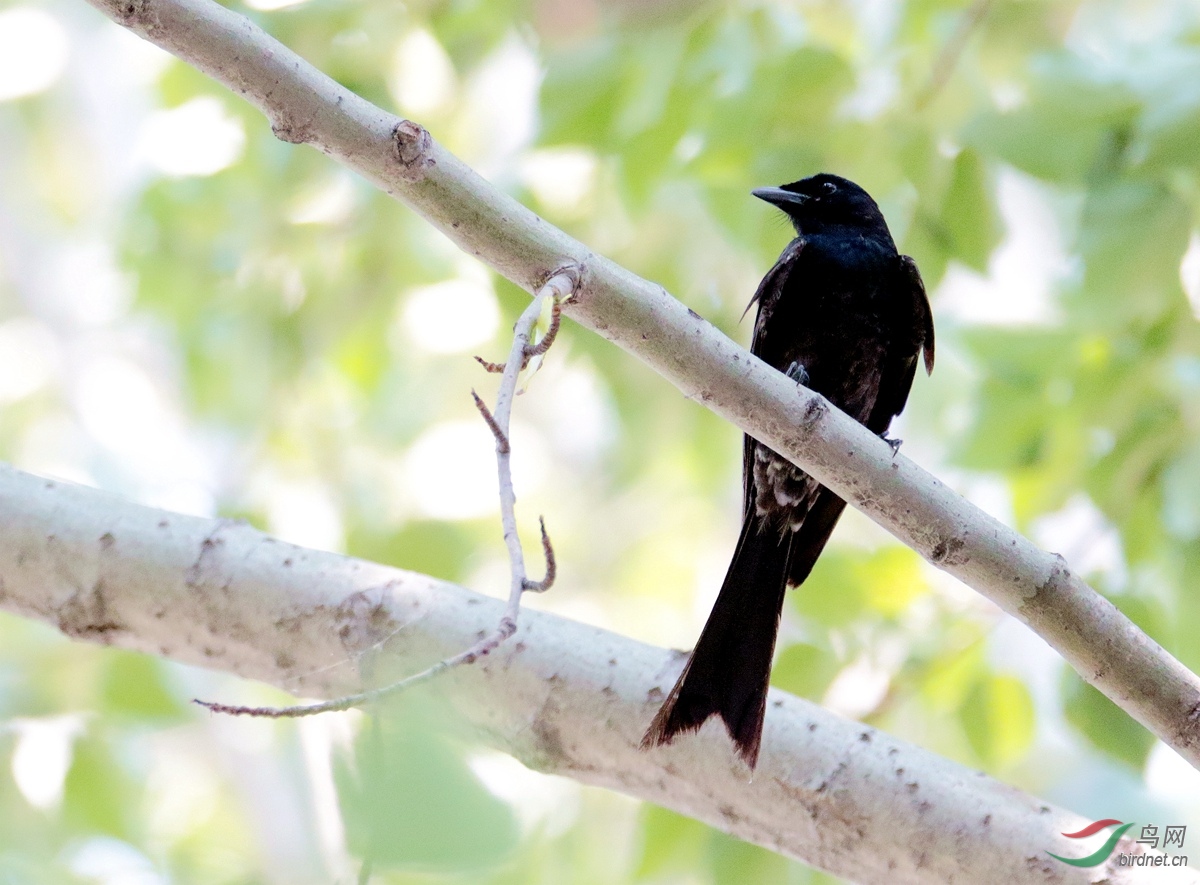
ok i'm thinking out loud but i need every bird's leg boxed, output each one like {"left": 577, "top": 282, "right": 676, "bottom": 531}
{"left": 882, "top": 431, "right": 902, "bottom": 458}
{"left": 785, "top": 361, "right": 810, "bottom": 387}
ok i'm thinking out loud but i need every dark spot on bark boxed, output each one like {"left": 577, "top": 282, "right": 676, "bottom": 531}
{"left": 57, "top": 581, "right": 125, "bottom": 642}
{"left": 930, "top": 536, "right": 966, "bottom": 565}
{"left": 99, "top": 532, "right": 115, "bottom": 549}
{"left": 532, "top": 716, "right": 566, "bottom": 764}
{"left": 271, "top": 119, "right": 313, "bottom": 144}
{"left": 687, "top": 308, "right": 702, "bottom": 321}
{"left": 647, "top": 686, "right": 664, "bottom": 702}
{"left": 802, "top": 397, "right": 828, "bottom": 427}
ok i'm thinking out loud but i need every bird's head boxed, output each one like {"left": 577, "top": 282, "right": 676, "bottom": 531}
{"left": 752, "top": 173, "right": 889, "bottom": 238}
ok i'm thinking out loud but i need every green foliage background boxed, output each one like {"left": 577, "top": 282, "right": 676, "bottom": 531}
{"left": 1, "top": 0, "right": 1199, "bottom": 881}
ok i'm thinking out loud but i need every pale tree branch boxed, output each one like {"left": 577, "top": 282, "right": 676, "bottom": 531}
{"left": 1, "top": 465, "right": 1193, "bottom": 884}
{"left": 76, "top": 0, "right": 1200, "bottom": 769}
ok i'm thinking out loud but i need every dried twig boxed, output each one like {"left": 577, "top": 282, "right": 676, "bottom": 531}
{"left": 194, "top": 268, "right": 577, "bottom": 718}
{"left": 471, "top": 390, "right": 509, "bottom": 453}
{"left": 474, "top": 355, "right": 506, "bottom": 374}
{"left": 522, "top": 298, "right": 563, "bottom": 360}
{"left": 473, "top": 297, "right": 563, "bottom": 375}
{"left": 914, "top": 0, "right": 992, "bottom": 110}
{"left": 522, "top": 517, "right": 555, "bottom": 593}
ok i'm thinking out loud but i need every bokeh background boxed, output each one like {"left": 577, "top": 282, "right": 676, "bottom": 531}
{"left": 2, "top": 0, "right": 1200, "bottom": 881}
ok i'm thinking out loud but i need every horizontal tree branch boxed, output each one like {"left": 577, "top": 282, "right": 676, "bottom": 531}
{"left": 2, "top": 464, "right": 1191, "bottom": 884}
{"left": 79, "top": 0, "right": 1200, "bottom": 768}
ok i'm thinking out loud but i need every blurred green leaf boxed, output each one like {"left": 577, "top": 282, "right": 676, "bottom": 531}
{"left": 1077, "top": 181, "right": 1191, "bottom": 321}
{"left": 335, "top": 708, "right": 518, "bottom": 871}
{"left": 771, "top": 642, "right": 840, "bottom": 700}
{"left": 966, "top": 54, "right": 1141, "bottom": 185}
{"left": 960, "top": 674, "right": 1035, "bottom": 768}
{"left": 63, "top": 736, "right": 133, "bottom": 839}
{"left": 346, "top": 520, "right": 475, "bottom": 580}
{"left": 921, "top": 640, "right": 985, "bottom": 711}
{"left": 1062, "top": 671, "right": 1155, "bottom": 770}
{"left": 941, "top": 149, "right": 1000, "bottom": 272}
{"left": 634, "top": 805, "right": 708, "bottom": 880}
{"left": 99, "top": 652, "right": 188, "bottom": 724}
{"left": 791, "top": 551, "right": 868, "bottom": 628}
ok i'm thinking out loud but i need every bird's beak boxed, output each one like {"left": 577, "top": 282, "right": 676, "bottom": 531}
{"left": 752, "top": 186, "right": 810, "bottom": 209}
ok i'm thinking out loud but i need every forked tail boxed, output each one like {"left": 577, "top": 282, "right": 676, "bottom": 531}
{"left": 641, "top": 514, "right": 791, "bottom": 768}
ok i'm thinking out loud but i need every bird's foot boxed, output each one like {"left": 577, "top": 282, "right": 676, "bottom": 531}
{"left": 785, "top": 361, "right": 810, "bottom": 386}
{"left": 882, "top": 432, "right": 902, "bottom": 458}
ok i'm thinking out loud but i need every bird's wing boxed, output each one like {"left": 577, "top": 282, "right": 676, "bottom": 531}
{"left": 742, "top": 237, "right": 806, "bottom": 519}
{"left": 785, "top": 487, "right": 848, "bottom": 586}
{"left": 747, "top": 237, "right": 805, "bottom": 345}
{"left": 865, "top": 255, "right": 935, "bottom": 434}
{"left": 898, "top": 254, "right": 935, "bottom": 375}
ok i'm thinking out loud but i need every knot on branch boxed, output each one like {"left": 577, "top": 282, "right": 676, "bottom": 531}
{"left": 392, "top": 119, "right": 435, "bottom": 182}
{"left": 929, "top": 534, "right": 968, "bottom": 567}
{"left": 801, "top": 395, "right": 829, "bottom": 429}
{"left": 474, "top": 266, "right": 578, "bottom": 375}
{"left": 543, "top": 263, "right": 583, "bottom": 302}
{"left": 272, "top": 117, "right": 315, "bottom": 145}
{"left": 115, "top": 0, "right": 156, "bottom": 29}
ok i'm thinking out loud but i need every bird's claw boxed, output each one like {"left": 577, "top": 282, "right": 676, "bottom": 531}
{"left": 882, "top": 433, "right": 902, "bottom": 458}
{"left": 785, "top": 361, "right": 810, "bottom": 386}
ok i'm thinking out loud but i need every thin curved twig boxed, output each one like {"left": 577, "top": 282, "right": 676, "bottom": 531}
{"left": 915, "top": 0, "right": 992, "bottom": 110}
{"left": 194, "top": 268, "right": 577, "bottom": 718}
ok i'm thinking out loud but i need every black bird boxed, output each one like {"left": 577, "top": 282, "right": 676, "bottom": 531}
{"left": 642, "top": 173, "right": 934, "bottom": 768}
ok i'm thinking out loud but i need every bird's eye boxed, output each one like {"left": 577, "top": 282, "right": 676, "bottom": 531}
{"left": 822, "top": 181, "right": 838, "bottom": 194}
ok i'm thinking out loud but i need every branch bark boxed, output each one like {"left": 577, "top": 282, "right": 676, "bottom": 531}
{"left": 77, "top": 0, "right": 1200, "bottom": 769}
{"left": 3, "top": 464, "right": 1194, "bottom": 884}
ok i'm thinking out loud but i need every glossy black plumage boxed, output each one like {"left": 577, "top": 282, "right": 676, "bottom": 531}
{"left": 642, "top": 173, "right": 935, "bottom": 767}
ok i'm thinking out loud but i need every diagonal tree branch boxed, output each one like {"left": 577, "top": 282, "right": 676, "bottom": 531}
{"left": 77, "top": 0, "right": 1200, "bottom": 769}
{"left": 2, "top": 464, "right": 1192, "bottom": 885}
